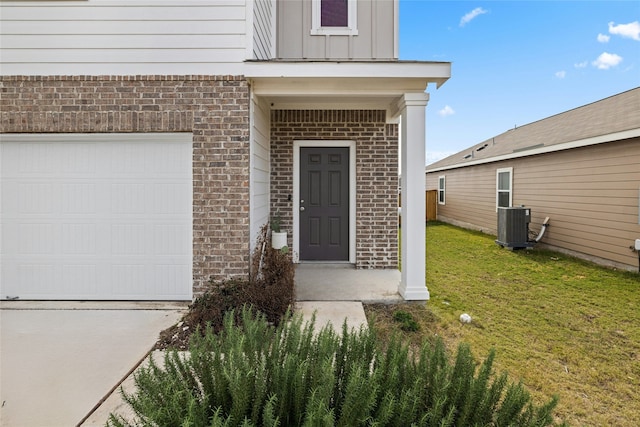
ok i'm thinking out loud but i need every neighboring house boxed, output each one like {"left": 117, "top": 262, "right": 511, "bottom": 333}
{"left": 426, "top": 88, "right": 640, "bottom": 272}
{"left": 0, "top": 0, "right": 450, "bottom": 301}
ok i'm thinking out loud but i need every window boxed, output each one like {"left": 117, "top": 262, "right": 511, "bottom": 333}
{"left": 321, "top": 0, "right": 348, "bottom": 26}
{"left": 438, "top": 176, "right": 446, "bottom": 205}
{"left": 311, "top": 0, "right": 358, "bottom": 36}
{"left": 496, "top": 167, "right": 513, "bottom": 209}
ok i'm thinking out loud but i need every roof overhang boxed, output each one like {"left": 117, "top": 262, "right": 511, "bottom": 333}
{"left": 426, "top": 127, "right": 640, "bottom": 173}
{"left": 244, "top": 61, "right": 451, "bottom": 121}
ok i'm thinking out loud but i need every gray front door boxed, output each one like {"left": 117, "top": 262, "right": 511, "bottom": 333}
{"left": 299, "top": 147, "right": 349, "bottom": 260}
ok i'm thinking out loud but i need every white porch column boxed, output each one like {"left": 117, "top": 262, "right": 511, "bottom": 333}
{"left": 399, "top": 92, "right": 429, "bottom": 300}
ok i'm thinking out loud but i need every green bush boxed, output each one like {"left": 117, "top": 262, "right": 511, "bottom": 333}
{"left": 393, "top": 309, "right": 420, "bottom": 332}
{"left": 109, "top": 308, "right": 562, "bottom": 427}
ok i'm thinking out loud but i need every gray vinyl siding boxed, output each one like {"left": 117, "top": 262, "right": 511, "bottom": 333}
{"left": 427, "top": 139, "right": 640, "bottom": 270}
{"left": 277, "top": 0, "right": 396, "bottom": 60}
{"left": 253, "top": 0, "right": 275, "bottom": 60}
{"left": 0, "top": 0, "right": 248, "bottom": 75}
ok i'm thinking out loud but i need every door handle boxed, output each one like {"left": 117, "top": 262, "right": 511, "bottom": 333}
{"left": 300, "top": 206, "right": 305, "bottom": 211}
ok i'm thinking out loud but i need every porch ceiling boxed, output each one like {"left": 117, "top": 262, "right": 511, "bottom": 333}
{"left": 245, "top": 60, "right": 451, "bottom": 120}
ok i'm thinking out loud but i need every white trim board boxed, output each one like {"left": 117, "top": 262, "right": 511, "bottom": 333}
{"left": 292, "top": 140, "right": 356, "bottom": 264}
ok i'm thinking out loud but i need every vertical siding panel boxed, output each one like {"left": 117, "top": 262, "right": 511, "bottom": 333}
{"left": 277, "top": 0, "right": 396, "bottom": 60}
{"left": 252, "top": 0, "right": 274, "bottom": 60}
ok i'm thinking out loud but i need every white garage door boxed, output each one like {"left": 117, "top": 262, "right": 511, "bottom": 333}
{"left": 1, "top": 133, "right": 193, "bottom": 300}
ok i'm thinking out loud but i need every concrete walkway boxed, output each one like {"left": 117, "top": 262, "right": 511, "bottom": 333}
{"left": 0, "top": 302, "right": 185, "bottom": 427}
{"left": 0, "top": 265, "right": 402, "bottom": 426}
{"left": 96, "top": 265, "right": 402, "bottom": 424}
{"left": 295, "top": 263, "right": 401, "bottom": 333}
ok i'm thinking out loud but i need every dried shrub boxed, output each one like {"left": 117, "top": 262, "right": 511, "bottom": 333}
{"left": 245, "top": 224, "right": 295, "bottom": 324}
{"left": 155, "top": 223, "right": 295, "bottom": 350}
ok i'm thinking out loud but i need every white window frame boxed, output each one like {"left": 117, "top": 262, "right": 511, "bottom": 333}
{"left": 496, "top": 167, "right": 513, "bottom": 210}
{"left": 438, "top": 175, "right": 446, "bottom": 205}
{"left": 311, "top": 0, "right": 359, "bottom": 36}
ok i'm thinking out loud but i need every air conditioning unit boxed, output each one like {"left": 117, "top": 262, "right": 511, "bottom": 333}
{"left": 496, "top": 207, "right": 534, "bottom": 249}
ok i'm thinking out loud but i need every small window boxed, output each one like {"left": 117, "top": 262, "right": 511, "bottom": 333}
{"left": 496, "top": 167, "right": 513, "bottom": 210}
{"left": 438, "top": 176, "right": 446, "bottom": 205}
{"left": 322, "top": 0, "right": 348, "bottom": 26}
{"left": 311, "top": 0, "right": 358, "bottom": 36}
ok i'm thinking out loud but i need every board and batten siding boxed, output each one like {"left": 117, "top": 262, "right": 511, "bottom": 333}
{"left": 249, "top": 94, "right": 271, "bottom": 252}
{"left": 427, "top": 139, "right": 640, "bottom": 270}
{"left": 252, "top": 0, "right": 275, "bottom": 60}
{"left": 277, "top": 0, "right": 397, "bottom": 60}
{"left": 0, "top": 0, "right": 250, "bottom": 75}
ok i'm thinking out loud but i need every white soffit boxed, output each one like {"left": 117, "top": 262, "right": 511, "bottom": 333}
{"left": 245, "top": 62, "right": 450, "bottom": 121}
{"left": 244, "top": 61, "right": 451, "bottom": 108}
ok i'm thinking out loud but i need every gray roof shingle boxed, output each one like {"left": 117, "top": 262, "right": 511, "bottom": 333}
{"left": 426, "top": 87, "right": 640, "bottom": 171}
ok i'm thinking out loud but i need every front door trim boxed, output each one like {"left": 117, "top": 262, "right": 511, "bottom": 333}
{"left": 293, "top": 140, "right": 356, "bottom": 264}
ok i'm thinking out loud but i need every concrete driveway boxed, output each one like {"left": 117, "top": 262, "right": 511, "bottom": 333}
{"left": 0, "top": 301, "right": 185, "bottom": 427}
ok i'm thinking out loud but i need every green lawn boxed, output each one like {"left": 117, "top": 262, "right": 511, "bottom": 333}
{"left": 366, "top": 222, "right": 640, "bottom": 427}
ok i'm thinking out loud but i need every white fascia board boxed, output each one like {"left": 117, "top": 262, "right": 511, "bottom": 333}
{"left": 426, "top": 128, "right": 640, "bottom": 173}
{"left": 243, "top": 61, "right": 451, "bottom": 87}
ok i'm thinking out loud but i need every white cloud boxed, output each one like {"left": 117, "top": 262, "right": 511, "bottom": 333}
{"left": 608, "top": 21, "right": 640, "bottom": 41}
{"left": 460, "top": 7, "right": 488, "bottom": 27}
{"left": 597, "top": 33, "right": 610, "bottom": 43}
{"left": 555, "top": 71, "right": 566, "bottom": 79}
{"left": 592, "top": 52, "right": 623, "bottom": 69}
{"left": 574, "top": 61, "right": 588, "bottom": 68}
{"left": 438, "top": 105, "right": 455, "bottom": 117}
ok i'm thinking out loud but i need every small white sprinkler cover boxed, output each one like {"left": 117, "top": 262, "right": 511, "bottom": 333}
{"left": 460, "top": 313, "right": 472, "bottom": 323}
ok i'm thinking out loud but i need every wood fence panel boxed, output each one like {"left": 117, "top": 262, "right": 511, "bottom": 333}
{"left": 426, "top": 190, "right": 437, "bottom": 221}
{"left": 399, "top": 190, "right": 437, "bottom": 225}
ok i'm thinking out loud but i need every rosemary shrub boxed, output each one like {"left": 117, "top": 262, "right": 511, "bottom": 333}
{"left": 108, "top": 307, "right": 562, "bottom": 427}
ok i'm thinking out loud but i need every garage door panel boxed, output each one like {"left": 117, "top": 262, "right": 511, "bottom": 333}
{"left": 1, "top": 134, "right": 193, "bottom": 300}
{"left": 111, "top": 224, "right": 147, "bottom": 255}
{"left": 111, "top": 183, "right": 147, "bottom": 214}
{"left": 62, "top": 143, "right": 97, "bottom": 174}
{"left": 19, "top": 224, "right": 55, "bottom": 254}
{"left": 154, "top": 224, "right": 191, "bottom": 255}
{"left": 152, "top": 183, "right": 191, "bottom": 214}
{"left": 62, "top": 183, "right": 97, "bottom": 214}
{"left": 19, "top": 183, "right": 55, "bottom": 214}
{"left": 17, "top": 143, "right": 58, "bottom": 174}
{"left": 62, "top": 223, "right": 97, "bottom": 254}
{"left": 62, "top": 264, "right": 98, "bottom": 294}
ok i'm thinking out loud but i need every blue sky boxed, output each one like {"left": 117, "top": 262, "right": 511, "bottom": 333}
{"left": 398, "top": 0, "right": 640, "bottom": 165}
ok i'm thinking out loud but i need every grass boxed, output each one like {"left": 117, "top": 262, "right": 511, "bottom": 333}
{"left": 365, "top": 222, "right": 640, "bottom": 427}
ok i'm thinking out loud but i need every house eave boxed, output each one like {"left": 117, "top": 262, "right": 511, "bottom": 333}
{"left": 245, "top": 61, "right": 450, "bottom": 122}
{"left": 244, "top": 60, "right": 451, "bottom": 88}
{"left": 426, "top": 127, "right": 640, "bottom": 173}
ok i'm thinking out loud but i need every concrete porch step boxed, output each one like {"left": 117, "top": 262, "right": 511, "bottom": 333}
{"left": 295, "top": 264, "right": 402, "bottom": 302}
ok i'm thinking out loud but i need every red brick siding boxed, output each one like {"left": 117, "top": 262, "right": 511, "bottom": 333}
{"left": 0, "top": 75, "right": 250, "bottom": 294}
{"left": 271, "top": 110, "right": 399, "bottom": 268}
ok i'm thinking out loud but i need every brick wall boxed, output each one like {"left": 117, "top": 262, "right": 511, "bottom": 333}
{"left": 271, "top": 110, "right": 399, "bottom": 268}
{"left": 0, "top": 75, "right": 251, "bottom": 294}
